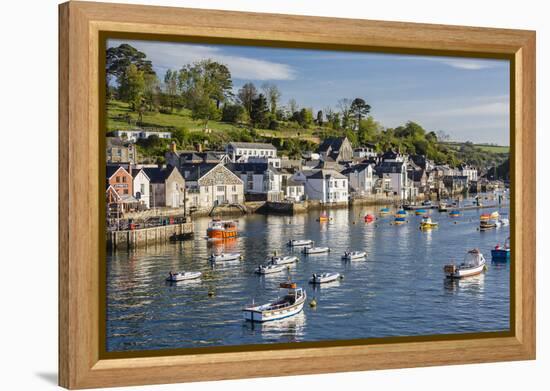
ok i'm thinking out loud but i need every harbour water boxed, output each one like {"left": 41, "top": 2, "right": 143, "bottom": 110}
{"left": 106, "top": 202, "right": 510, "bottom": 352}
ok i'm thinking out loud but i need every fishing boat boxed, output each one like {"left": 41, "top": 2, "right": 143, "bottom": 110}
{"left": 287, "top": 239, "right": 314, "bottom": 247}
{"left": 209, "top": 252, "right": 242, "bottom": 262}
{"left": 166, "top": 271, "right": 202, "bottom": 282}
{"left": 342, "top": 251, "right": 367, "bottom": 260}
{"left": 444, "top": 249, "right": 486, "bottom": 279}
{"left": 303, "top": 246, "right": 330, "bottom": 254}
{"left": 379, "top": 207, "right": 391, "bottom": 216}
{"left": 415, "top": 209, "right": 427, "bottom": 216}
{"left": 206, "top": 219, "right": 238, "bottom": 239}
{"left": 317, "top": 212, "right": 330, "bottom": 222}
{"left": 394, "top": 216, "right": 407, "bottom": 225}
{"left": 309, "top": 272, "right": 341, "bottom": 284}
{"left": 242, "top": 282, "right": 306, "bottom": 322}
{"left": 438, "top": 202, "right": 448, "bottom": 212}
{"left": 364, "top": 214, "right": 375, "bottom": 223}
{"left": 419, "top": 217, "right": 439, "bottom": 230}
{"left": 269, "top": 255, "right": 299, "bottom": 266}
{"left": 491, "top": 237, "right": 511, "bottom": 261}
{"left": 449, "top": 210, "right": 461, "bottom": 218}
{"left": 255, "top": 263, "right": 287, "bottom": 275}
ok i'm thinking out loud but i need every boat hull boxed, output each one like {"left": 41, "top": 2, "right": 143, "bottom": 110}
{"left": 491, "top": 249, "right": 510, "bottom": 260}
{"left": 446, "top": 263, "right": 485, "bottom": 279}
{"left": 243, "top": 294, "right": 306, "bottom": 322}
{"left": 207, "top": 229, "right": 237, "bottom": 239}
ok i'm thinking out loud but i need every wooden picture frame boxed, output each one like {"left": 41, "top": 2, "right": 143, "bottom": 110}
{"left": 59, "top": 1, "right": 536, "bottom": 389}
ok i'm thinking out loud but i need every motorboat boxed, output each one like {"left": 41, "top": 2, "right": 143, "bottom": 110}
{"left": 309, "top": 272, "right": 341, "bottom": 284}
{"left": 449, "top": 210, "right": 462, "bottom": 218}
{"left": 444, "top": 249, "right": 486, "bottom": 279}
{"left": 166, "top": 271, "right": 202, "bottom": 282}
{"left": 209, "top": 252, "right": 242, "bottom": 262}
{"left": 288, "top": 239, "right": 314, "bottom": 247}
{"left": 438, "top": 202, "right": 448, "bottom": 212}
{"left": 317, "top": 212, "right": 330, "bottom": 222}
{"left": 420, "top": 217, "right": 439, "bottom": 230}
{"left": 303, "top": 246, "right": 330, "bottom": 254}
{"left": 207, "top": 219, "right": 238, "bottom": 239}
{"left": 242, "top": 282, "right": 306, "bottom": 322}
{"left": 342, "top": 251, "right": 367, "bottom": 260}
{"left": 379, "top": 207, "right": 391, "bottom": 215}
{"left": 415, "top": 209, "right": 427, "bottom": 216}
{"left": 394, "top": 216, "right": 407, "bottom": 225}
{"left": 364, "top": 214, "right": 375, "bottom": 223}
{"left": 255, "top": 263, "right": 287, "bottom": 275}
{"left": 491, "top": 237, "right": 511, "bottom": 261}
{"left": 269, "top": 255, "right": 299, "bottom": 265}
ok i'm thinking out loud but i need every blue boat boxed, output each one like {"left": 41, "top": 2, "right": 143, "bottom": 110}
{"left": 396, "top": 209, "right": 407, "bottom": 216}
{"left": 491, "top": 238, "right": 510, "bottom": 261}
{"left": 380, "top": 207, "right": 391, "bottom": 215}
{"left": 394, "top": 216, "right": 407, "bottom": 225}
{"left": 449, "top": 210, "right": 462, "bottom": 218}
{"left": 415, "top": 209, "right": 427, "bottom": 216}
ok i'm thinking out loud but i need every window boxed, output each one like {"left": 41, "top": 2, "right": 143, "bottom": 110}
{"left": 232, "top": 185, "right": 236, "bottom": 192}
{"left": 122, "top": 176, "right": 127, "bottom": 183}
{"left": 116, "top": 177, "right": 121, "bottom": 183}
{"left": 140, "top": 184, "right": 145, "bottom": 194}
{"left": 123, "top": 189, "right": 128, "bottom": 194}
{"left": 217, "top": 186, "right": 224, "bottom": 192}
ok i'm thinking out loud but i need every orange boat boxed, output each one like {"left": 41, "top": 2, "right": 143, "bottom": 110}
{"left": 207, "top": 219, "right": 238, "bottom": 239}
{"left": 317, "top": 212, "right": 329, "bottom": 222}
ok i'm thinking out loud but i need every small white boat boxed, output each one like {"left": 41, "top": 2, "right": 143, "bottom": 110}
{"left": 303, "top": 246, "right": 330, "bottom": 254}
{"left": 255, "top": 263, "right": 287, "bottom": 275}
{"left": 243, "top": 282, "right": 306, "bottom": 322}
{"left": 309, "top": 272, "right": 341, "bottom": 284}
{"left": 209, "top": 252, "right": 242, "bottom": 262}
{"left": 269, "top": 255, "right": 299, "bottom": 265}
{"left": 499, "top": 218, "right": 510, "bottom": 226}
{"left": 444, "top": 249, "right": 486, "bottom": 279}
{"left": 288, "top": 239, "right": 314, "bottom": 247}
{"left": 166, "top": 271, "right": 202, "bottom": 282}
{"left": 341, "top": 251, "right": 367, "bottom": 260}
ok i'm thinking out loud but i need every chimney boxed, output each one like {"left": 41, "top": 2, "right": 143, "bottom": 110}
{"left": 196, "top": 143, "right": 203, "bottom": 153}
{"left": 170, "top": 140, "right": 177, "bottom": 153}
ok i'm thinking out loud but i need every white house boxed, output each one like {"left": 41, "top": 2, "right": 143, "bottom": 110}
{"left": 353, "top": 144, "right": 377, "bottom": 159}
{"left": 341, "top": 163, "right": 375, "bottom": 195}
{"left": 225, "top": 142, "right": 277, "bottom": 162}
{"left": 292, "top": 169, "right": 348, "bottom": 204}
{"left": 113, "top": 129, "right": 172, "bottom": 143}
{"left": 132, "top": 168, "right": 151, "bottom": 208}
{"left": 459, "top": 164, "right": 478, "bottom": 182}
{"left": 283, "top": 178, "right": 305, "bottom": 202}
{"left": 228, "top": 163, "right": 283, "bottom": 201}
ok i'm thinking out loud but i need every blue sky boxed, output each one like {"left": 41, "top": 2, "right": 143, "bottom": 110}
{"left": 108, "top": 39, "right": 510, "bottom": 145}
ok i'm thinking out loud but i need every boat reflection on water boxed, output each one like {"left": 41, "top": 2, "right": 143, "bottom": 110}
{"left": 243, "top": 311, "right": 306, "bottom": 343}
{"left": 444, "top": 273, "right": 485, "bottom": 294}
{"left": 207, "top": 237, "right": 238, "bottom": 252}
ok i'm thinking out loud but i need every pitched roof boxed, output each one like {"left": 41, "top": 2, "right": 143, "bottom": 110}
{"left": 228, "top": 142, "right": 276, "bottom": 150}
{"left": 106, "top": 165, "right": 130, "bottom": 179}
{"left": 374, "top": 161, "right": 405, "bottom": 174}
{"left": 141, "top": 166, "right": 177, "bottom": 183}
{"left": 178, "top": 163, "right": 218, "bottom": 181}
{"left": 341, "top": 163, "right": 373, "bottom": 175}
{"left": 306, "top": 169, "right": 347, "bottom": 180}
{"left": 318, "top": 137, "right": 347, "bottom": 153}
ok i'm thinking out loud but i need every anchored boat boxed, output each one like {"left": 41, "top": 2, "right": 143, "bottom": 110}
{"left": 420, "top": 217, "right": 439, "bottom": 230}
{"left": 379, "top": 207, "right": 391, "bottom": 216}
{"left": 269, "top": 255, "right": 299, "bottom": 266}
{"left": 242, "top": 282, "right": 306, "bottom": 322}
{"left": 342, "top": 251, "right": 367, "bottom": 260}
{"left": 364, "top": 214, "right": 375, "bottom": 223}
{"left": 207, "top": 219, "right": 238, "bottom": 239}
{"left": 255, "top": 263, "right": 287, "bottom": 275}
{"left": 444, "top": 249, "right": 486, "bottom": 279}
{"left": 303, "top": 246, "right": 330, "bottom": 254}
{"left": 166, "top": 271, "right": 202, "bottom": 282}
{"left": 317, "top": 212, "right": 330, "bottom": 222}
{"left": 309, "top": 272, "right": 341, "bottom": 284}
{"left": 491, "top": 237, "right": 510, "bottom": 261}
{"left": 209, "top": 252, "right": 242, "bottom": 262}
{"left": 449, "top": 210, "right": 462, "bottom": 218}
{"left": 394, "top": 216, "right": 407, "bottom": 225}
{"left": 438, "top": 202, "right": 448, "bottom": 212}
{"left": 415, "top": 209, "right": 427, "bottom": 216}
{"left": 288, "top": 239, "right": 314, "bottom": 247}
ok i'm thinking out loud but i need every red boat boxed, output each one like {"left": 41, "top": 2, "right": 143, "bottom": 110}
{"left": 364, "top": 214, "right": 375, "bottom": 223}
{"left": 207, "top": 219, "right": 238, "bottom": 239}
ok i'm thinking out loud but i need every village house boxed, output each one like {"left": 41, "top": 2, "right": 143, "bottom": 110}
{"left": 341, "top": 163, "right": 376, "bottom": 196}
{"left": 353, "top": 143, "right": 377, "bottom": 160}
{"left": 374, "top": 160, "right": 415, "bottom": 199}
{"left": 112, "top": 129, "right": 172, "bottom": 143}
{"left": 165, "top": 142, "right": 230, "bottom": 168}
{"left": 318, "top": 136, "right": 354, "bottom": 162}
{"left": 106, "top": 166, "right": 139, "bottom": 214}
{"left": 458, "top": 163, "right": 478, "bottom": 183}
{"left": 107, "top": 137, "right": 137, "bottom": 163}
{"left": 282, "top": 177, "right": 305, "bottom": 202}
{"left": 141, "top": 166, "right": 186, "bottom": 209}
{"left": 227, "top": 162, "right": 283, "bottom": 201}
{"left": 131, "top": 168, "right": 151, "bottom": 209}
{"left": 225, "top": 142, "right": 278, "bottom": 166}
{"left": 292, "top": 169, "right": 349, "bottom": 204}
{"left": 180, "top": 163, "right": 244, "bottom": 210}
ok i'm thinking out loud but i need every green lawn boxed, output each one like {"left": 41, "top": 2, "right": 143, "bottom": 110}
{"left": 473, "top": 144, "right": 510, "bottom": 153}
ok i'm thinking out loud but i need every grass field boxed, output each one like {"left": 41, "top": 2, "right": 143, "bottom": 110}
{"left": 473, "top": 144, "right": 510, "bottom": 153}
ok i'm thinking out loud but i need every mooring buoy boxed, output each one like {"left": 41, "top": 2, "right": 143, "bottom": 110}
{"left": 309, "top": 298, "right": 317, "bottom": 307}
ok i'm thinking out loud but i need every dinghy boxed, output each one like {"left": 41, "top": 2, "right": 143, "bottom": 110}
{"left": 309, "top": 272, "right": 341, "bottom": 284}
{"left": 269, "top": 255, "right": 299, "bottom": 265}
{"left": 255, "top": 263, "right": 287, "bottom": 275}
{"left": 166, "top": 271, "right": 202, "bottom": 282}
{"left": 287, "top": 239, "right": 314, "bottom": 247}
{"left": 209, "top": 252, "right": 242, "bottom": 262}
{"left": 491, "top": 237, "right": 510, "bottom": 261}
{"left": 341, "top": 251, "right": 367, "bottom": 260}
{"left": 420, "top": 217, "right": 439, "bottom": 230}
{"left": 242, "top": 282, "right": 306, "bottom": 322}
{"left": 444, "top": 249, "right": 486, "bottom": 279}
{"left": 303, "top": 246, "right": 330, "bottom": 254}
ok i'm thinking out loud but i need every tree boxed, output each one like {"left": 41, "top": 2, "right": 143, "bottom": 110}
{"left": 222, "top": 103, "right": 246, "bottom": 124}
{"left": 143, "top": 73, "right": 160, "bottom": 111}
{"left": 261, "top": 83, "right": 282, "bottom": 114}
{"left": 350, "top": 98, "right": 371, "bottom": 130}
{"left": 118, "top": 64, "right": 145, "bottom": 111}
{"left": 237, "top": 83, "right": 258, "bottom": 117}
{"left": 106, "top": 44, "right": 155, "bottom": 80}
{"left": 337, "top": 98, "right": 352, "bottom": 130}
{"left": 357, "top": 116, "right": 383, "bottom": 144}
{"left": 164, "top": 69, "right": 178, "bottom": 112}
{"left": 188, "top": 89, "right": 221, "bottom": 130}
{"left": 288, "top": 98, "right": 299, "bottom": 114}
{"left": 250, "top": 94, "right": 270, "bottom": 128}
{"left": 178, "top": 60, "right": 233, "bottom": 109}
{"left": 316, "top": 110, "right": 324, "bottom": 126}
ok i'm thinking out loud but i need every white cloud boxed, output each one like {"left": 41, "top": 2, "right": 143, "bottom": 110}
{"left": 108, "top": 40, "right": 296, "bottom": 81}
{"left": 437, "top": 59, "right": 497, "bottom": 70}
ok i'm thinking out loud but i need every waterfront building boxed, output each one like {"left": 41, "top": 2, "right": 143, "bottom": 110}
{"left": 106, "top": 137, "right": 137, "bottom": 163}
{"left": 318, "top": 136, "right": 353, "bottom": 162}
{"left": 181, "top": 163, "right": 244, "bottom": 210}
{"left": 353, "top": 143, "right": 377, "bottom": 159}
{"left": 292, "top": 169, "right": 349, "bottom": 204}
{"left": 106, "top": 166, "right": 139, "bottom": 214}
{"left": 106, "top": 166, "right": 133, "bottom": 196}
{"left": 131, "top": 168, "right": 151, "bottom": 209}
{"left": 225, "top": 142, "right": 277, "bottom": 163}
{"left": 141, "top": 166, "right": 186, "bottom": 208}
{"left": 341, "top": 163, "right": 376, "bottom": 196}
{"left": 458, "top": 163, "right": 479, "bottom": 183}
{"left": 282, "top": 177, "right": 305, "bottom": 202}
{"left": 374, "top": 160, "right": 415, "bottom": 199}
{"left": 227, "top": 162, "right": 283, "bottom": 201}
